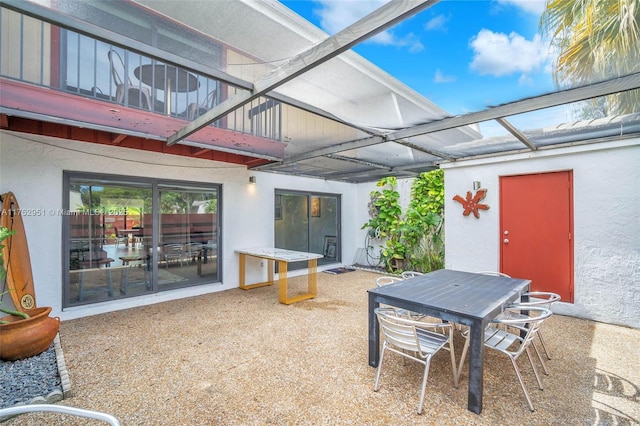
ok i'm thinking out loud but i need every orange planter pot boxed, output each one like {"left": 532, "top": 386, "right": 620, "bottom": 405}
{"left": 0, "top": 306, "right": 60, "bottom": 361}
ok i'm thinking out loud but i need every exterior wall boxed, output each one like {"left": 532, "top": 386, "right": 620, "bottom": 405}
{"left": 441, "top": 139, "right": 640, "bottom": 329}
{"left": 1, "top": 9, "right": 51, "bottom": 85}
{"left": 0, "top": 132, "right": 357, "bottom": 320}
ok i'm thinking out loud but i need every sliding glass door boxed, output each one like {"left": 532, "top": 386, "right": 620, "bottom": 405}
{"left": 274, "top": 190, "right": 340, "bottom": 269}
{"left": 64, "top": 173, "right": 220, "bottom": 307}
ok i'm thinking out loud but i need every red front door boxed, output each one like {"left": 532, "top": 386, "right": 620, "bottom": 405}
{"left": 500, "top": 171, "right": 574, "bottom": 302}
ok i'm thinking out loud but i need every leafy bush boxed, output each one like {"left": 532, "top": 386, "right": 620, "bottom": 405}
{"left": 362, "top": 170, "right": 444, "bottom": 273}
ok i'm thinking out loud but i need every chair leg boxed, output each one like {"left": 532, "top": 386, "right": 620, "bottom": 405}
{"left": 510, "top": 356, "right": 535, "bottom": 411}
{"left": 525, "top": 347, "right": 544, "bottom": 390}
{"left": 530, "top": 340, "right": 549, "bottom": 375}
{"left": 417, "top": 358, "right": 432, "bottom": 415}
{"left": 373, "top": 344, "right": 386, "bottom": 391}
{"left": 538, "top": 331, "right": 551, "bottom": 360}
{"left": 457, "top": 337, "right": 470, "bottom": 382}
{"left": 448, "top": 338, "right": 459, "bottom": 388}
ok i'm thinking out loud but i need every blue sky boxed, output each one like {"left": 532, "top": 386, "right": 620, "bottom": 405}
{"left": 279, "top": 0, "right": 556, "bottom": 117}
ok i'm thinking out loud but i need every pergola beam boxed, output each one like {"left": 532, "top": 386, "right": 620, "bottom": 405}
{"left": 260, "top": 73, "right": 640, "bottom": 166}
{"left": 167, "top": 0, "right": 439, "bottom": 146}
{"left": 494, "top": 117, "right": 537, "bottom": 150}
{"left": 389, "top": 73, "right": 640, "bottom": 141}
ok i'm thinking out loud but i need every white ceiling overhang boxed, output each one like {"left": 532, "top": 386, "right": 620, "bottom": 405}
{"left": 5, "top": 0, "right": 640, "bottom": 182}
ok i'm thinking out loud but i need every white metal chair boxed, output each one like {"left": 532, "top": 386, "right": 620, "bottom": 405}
{"left": 186, "top": 89, "right": 218, "bottom": 120}
{"left": 0, "top": 404, "right": 121, "bottom": 425}
{"left": 457, "top": 306, "right": 553, "bottom": 411}
{"left": 476, "top": 271, "right": 511, "bottom": 277}
{"left": 108, "top": 49, "right": 151, "bottom": 110}
{"left": 401, "top": 271, "right": 423, "bottom": 279}
{"left": 510, "top": 291, "right": 561, "bottom": 360}
{"left": 375, "top": 276, "right": 422, "bottom": 318}
{"left": 375, "top": 276, "right": 403, "bottom": 287}
{"left": 184, "top": 242, "right": 203, "bottom": 263}
{"left": 476, "top": 272, "right": 553, "bottom": 371}
{"left": 113, "top": 228, "right": 127, "bottom": 247}
{"left": 374, "top": 307, "right": 458, "bottom": 415}
{"left": 163, "top": 243, "right": 186, "bottom": 268}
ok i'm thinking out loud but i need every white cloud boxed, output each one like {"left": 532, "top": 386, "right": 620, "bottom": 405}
{"left": 424, "top": 14, "right": 450, "bottom": 31}
{"left": 495, "top": 0, "right": 547, "bottom": 15}
{"left": 469, "top": 29, "right": 549, "bottom": 77}
{"left": 313, "top": 0, "right": 422, "bottom": 51}
{"left": 518, "top": 74, "right": 534, "bottom": 86}
{"left": 434, "top": 69, "right": 456, "bottom": 83}
{"left": 315, "top": 0, "right": 386, "bottom": 35}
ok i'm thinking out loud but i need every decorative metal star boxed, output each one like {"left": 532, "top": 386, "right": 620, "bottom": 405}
{"left": 453, "top": 189, "right": 489, "bottom": 219}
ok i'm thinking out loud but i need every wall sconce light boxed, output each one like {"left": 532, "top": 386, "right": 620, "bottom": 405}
{"left": 473, "top": 181, "right": 481, "bottom": 190}
{"left": 249, "top": 176, "right": 257, "bottom": 184}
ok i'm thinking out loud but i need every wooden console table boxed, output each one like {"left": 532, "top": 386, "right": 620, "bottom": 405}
{"left": 235, "top": 248, "right": 323, "bottom": 304}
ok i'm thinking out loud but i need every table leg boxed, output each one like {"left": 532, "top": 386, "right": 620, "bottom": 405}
{"left": 278, "top": 258, "right": 317, "bottom": 304}
{"left": 368, "top": 293, "right": 380, "bottom": 367}
{"left": 467, "top": 319, "right": 485, "bottom": 414}
{"left": 277, "top": 260, "right": 288, "bottom": 304}
{"left": 307, "top": 258, "right": 318, "bottom": 296}
{"left": 238, "top": 254, "right": 274, "bottom": 290}
{"left": 238, "top": 253, "right": 246, "bottom": 289}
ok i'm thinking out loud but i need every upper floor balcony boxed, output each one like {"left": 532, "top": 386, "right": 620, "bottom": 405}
{"left": 0, "top": 6, "right": 283, "bottom": 161}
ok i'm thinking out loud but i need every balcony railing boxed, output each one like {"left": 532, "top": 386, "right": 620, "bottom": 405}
{"left": 0, "top": 7, "right": 281, "bottom": 142}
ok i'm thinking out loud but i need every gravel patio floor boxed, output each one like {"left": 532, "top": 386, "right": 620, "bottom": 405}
{"left": 4, "top": 269, "right": 640, "bottom": 425}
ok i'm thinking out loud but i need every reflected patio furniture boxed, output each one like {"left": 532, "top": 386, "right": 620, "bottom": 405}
{"left": 108, "top": 50, "right": 151, "bottom": 110}
{"left": 70, "top": 266, "right": 116, "bottom": 301}
{"left": 114, "top": 228, "right": 128, "bottom": 247}
{"left": 374, "top": 307, "right": 458, "bottom": 415}
{"left": 186, "top": 89, "right": 217, "bottom": 120}
{"left": 117, "top": 229, "right": 142, "bottom": 248}
{"left": 134, "top": 63, "right": 199, "bottom": 115}
{"left": 118, "top": 264, "right": 151, "bottom": 295}
{"left": 457, "top": 306, "right": 553, "bottom": 411}
{"left": 163, "top": 243, "right": 186, "bottom": 268}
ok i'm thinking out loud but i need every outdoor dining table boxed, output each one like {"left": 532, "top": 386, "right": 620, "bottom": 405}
{"left": 134, "top": 64, "right": 199, "bottom": 115}
{"left": 368, "top": 269, "right": 530, "bottom": 414}
{"left": 235, "top": 247, "right": 323, "bottom": 305}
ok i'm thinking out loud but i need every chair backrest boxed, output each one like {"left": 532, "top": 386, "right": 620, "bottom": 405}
{"left": 375, "top": 307, "right": 450, "bottom": 358}
{"left": 108, "top": 49, "right": 129, "bottom": 86}
{"left": 187, "top": 89, "right": 218, "bottom": 120}
{"left": 477, "top": 271, "right": 511, "bottom": 277}
{"left": 492, "top": 306, "right": 552, "bottom": 354}
{"left": 164, "top": 243, "right": 183, "bottom": 254}
{"left": 204, "top": 89, "right": 218, "bottom": 109}
{"left": 520, "top": 291, "right": 561, "bottom": 308}
{"left": 401, "top": 271, "right": 423, "bottom": 279}
{"left": 375, "top": 276, "right": 403, "bottom": 287}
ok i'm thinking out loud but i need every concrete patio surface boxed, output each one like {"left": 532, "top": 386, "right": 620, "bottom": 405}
{"left": 4, "top": 269, "right": 639, "bottom": 425}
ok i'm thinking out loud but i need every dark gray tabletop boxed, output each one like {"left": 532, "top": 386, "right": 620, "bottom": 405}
{"left": 368, "top": 269, "right": 529, "bottom": 322}
{"left": 367, "top": 268, "right": 531, "bottom": 413}
{"left": 134, "top": 64, "right": 199, "bottom": 93}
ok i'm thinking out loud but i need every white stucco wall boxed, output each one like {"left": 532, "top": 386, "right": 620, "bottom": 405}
{"left": 3, "top": 131, "right": 638, "bottom": 328}
{"left": 0, "top": 131, "right": 358, "bottom": 320}
{"left": 441, "top": 139, "right": 640, "bottom": 329}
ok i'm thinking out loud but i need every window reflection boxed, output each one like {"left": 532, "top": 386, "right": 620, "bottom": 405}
{"left": 65, "top": 176, "right": 220, "bottom": 306}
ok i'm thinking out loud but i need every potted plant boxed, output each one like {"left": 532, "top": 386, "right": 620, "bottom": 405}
{"left": 0, "top": 226, "right": 60, "bottom": 361}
